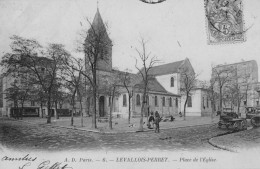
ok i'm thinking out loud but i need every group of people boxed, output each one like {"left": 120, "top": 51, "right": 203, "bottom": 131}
{"left": 147, "top": 111, "right": 161, "bottom": 133}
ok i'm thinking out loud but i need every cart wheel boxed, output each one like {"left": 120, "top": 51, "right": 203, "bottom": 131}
{"left": 251, "top": 116, "right": 260, "bottom": 128}
{"left": 218, "top": 122, "right": 222, "bottom": 128}
{"left": 241, "top": 119, "right": 247, "bottom": 130}
{"left": 226, "top": 124, "right": 230, "bottom": 129}
{"left": 233, "top": 121, "right": 240, "bottom": 130}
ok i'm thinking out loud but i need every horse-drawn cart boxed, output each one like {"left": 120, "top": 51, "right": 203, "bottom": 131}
{"left": 245, "top": 107, "right": 260, "bottom": 128}
{"left": 217, "top": 108, "right": 247, "bottom": 131}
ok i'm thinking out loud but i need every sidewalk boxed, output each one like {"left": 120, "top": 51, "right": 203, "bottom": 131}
{"left": 209, "top": 127, "right": 260, "bottom": 152}
{"left": 16, "top": 115, "right": 219, "bottom": 133}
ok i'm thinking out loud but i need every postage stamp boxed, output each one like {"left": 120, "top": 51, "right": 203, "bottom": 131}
{"left": 204, "top": 0, "right": 245, "bottom": 44}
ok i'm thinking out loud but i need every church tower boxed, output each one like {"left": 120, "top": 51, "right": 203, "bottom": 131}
{"left": 85, "top": 8, "right": 113, "bottom": 72}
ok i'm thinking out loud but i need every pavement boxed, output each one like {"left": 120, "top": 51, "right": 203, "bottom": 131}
{"left": 16, "top": 115, "right": 219, "bottom": 133}
{"left": 209, "top": 126, "right": 260, "bottom": 152}
{"left": 2, "top": 115, "right": 260, "bottom": 152}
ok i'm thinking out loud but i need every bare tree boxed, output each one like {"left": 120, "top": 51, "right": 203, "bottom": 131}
{"left": 101, "top": 70, "right": 121, "bottom": 129}
{"left": 61, "top": 55, "right": 85, "bottom": 127}
{"left": 118, "top": 69, "right": 134, "bottom": 124}
{"left": 1, "top": 35, "right": 68, "bottom": 123}
{"left": 180, "top": 67, "right": 198, "bottom": 120}
{"left": 211, "top": 66, "right": 235, "bottom": 113}
{"left": 134, "top": 38, "right": 159, "bottom": 131}
{"left": 76, "top": 17, "right": 112, "bottom": 129}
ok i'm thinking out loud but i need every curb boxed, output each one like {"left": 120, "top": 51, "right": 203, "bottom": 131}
{"left": 7, "top": 117, "right": 218, "bottom": 134}
{"left": 208, "top": 127, "right": 254, "bottom": 152}
{"left": 208, "top": 137, "right": 237, "bottom": 152}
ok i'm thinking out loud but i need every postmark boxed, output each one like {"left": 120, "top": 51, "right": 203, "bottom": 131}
{"left": 204, "top": 0, "right": 245, "bottom": 44}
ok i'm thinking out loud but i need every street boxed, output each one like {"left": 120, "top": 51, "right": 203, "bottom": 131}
{"left": 0, "top": 118, "right": 229, "bottom": 152}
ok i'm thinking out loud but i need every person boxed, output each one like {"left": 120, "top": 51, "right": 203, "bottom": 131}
{"left": 179, "top": 112, "right": 182, "bottom": 117}
{"left": 148, "top": 112, "right": 155, "bottom": 129}
{"left": 154, "top": 111, "right": 161, "bottom": 133}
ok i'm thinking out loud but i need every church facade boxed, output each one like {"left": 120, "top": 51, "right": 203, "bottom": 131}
{"left": 85, "top": 9, "right": 211, "bottom": 118}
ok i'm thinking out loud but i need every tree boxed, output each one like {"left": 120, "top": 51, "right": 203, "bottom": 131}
{"left": 101, "top": 70, "right": 121, "bottom": 129}
{"left": 180, "top": 67, "right": 198, "bottom": 120}
{"left": 1, "top": 35, "right": 67, "bottom": 123}
{"left": 211, "top": 66, "right": 235, "bottom": 113}
{"left": 134, "top": 38, "right": 159, "bottom": 131}
{"left": 118, "top": 69, "right": 134, "bottom": 124}
{"left": 61, "top": 55, "right": 85, "bottom": 127}
{"left": 77, "top": 17, "right": 112, "bottom": 129}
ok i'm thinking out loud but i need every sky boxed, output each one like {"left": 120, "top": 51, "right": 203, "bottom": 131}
{"left": 0, "top": 0, "right": 260, "bottom": 81}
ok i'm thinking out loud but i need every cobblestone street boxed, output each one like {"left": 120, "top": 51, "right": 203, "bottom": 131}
{"left": 0, "top": 119, "right": 229, "bottom": 152}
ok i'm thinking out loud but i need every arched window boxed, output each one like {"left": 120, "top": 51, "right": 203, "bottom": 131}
{"left": 136, "top": 94, "right": 141, "bottom": 106}
{"left": 169, "top": 97, "right": 172, "bottom": 107}
{"left": 162, "top": 97, "right": 165, "bottom": 106}
{"left": 188, "top": 96, "right": 192, "bottom": 107}
{"left": 123, "top": 94, "right": 127, "bottom": 107}
{"left": 175, "top": 98, "right": 178, "bottom": 107}
{"left": 108, "top": 97, "right": 111, "bottom": 106}
{"left": 170, "top": 77, "right": 174, "bottom": 87}
{"left": 155, "top": 96, "right": 158, "bottom": 106}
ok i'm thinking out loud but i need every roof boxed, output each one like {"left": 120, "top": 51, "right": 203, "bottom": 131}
{"left": 143, "top": 60, "right": 185, "bottom": 76}
{"left": 89, "top": 8, "right": 111, "bottom": 42}
{"left": 215, "top": 60, "right": 257, "bottom": 68}
{"left": 111, "top": 69, "right": 179, "bottom": 96}
{"left": 134, "top": 77, "right": 180, "bottom": 97}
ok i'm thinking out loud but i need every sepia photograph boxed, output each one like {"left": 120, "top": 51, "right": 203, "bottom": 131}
{"left": 0, "top": 0, "right": 260, "bottom": 169}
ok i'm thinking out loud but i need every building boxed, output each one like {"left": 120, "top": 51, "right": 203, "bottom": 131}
{"left": 84, "top": 8, "right": 211, "bottom": 118}
{"left": 1, "top": 8, "right": 212, "bottom": 118}
{"left": 212, "top": 60, "right": 260, "bottom": 116}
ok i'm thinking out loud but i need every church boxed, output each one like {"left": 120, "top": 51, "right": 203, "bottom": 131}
{"left": 84, "top": 8, "right": 211, "bottom": 119}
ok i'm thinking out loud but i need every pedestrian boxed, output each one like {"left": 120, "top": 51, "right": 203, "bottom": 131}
{"left": 179, "top": 111, "right": 182, "bottom": 117}
{"left": 148, "top": 112, "right": 155, "bottom": 129}
{"left": 154, "top": 111, "right": 161, "bottom": 133}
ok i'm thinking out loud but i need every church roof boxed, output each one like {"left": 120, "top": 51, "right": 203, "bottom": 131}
{"left": 141, "top": 59, "right": 185, "bottom": 76}
{"left": 111, "top": 69, "right": 180, "bottom": 96}
{"left": 89, "top": 8, "right": 111, "bottom": 42}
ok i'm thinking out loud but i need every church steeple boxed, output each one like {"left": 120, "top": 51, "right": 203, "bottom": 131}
{"left": 86, "top": 7, "right": 113, "bottom": 72}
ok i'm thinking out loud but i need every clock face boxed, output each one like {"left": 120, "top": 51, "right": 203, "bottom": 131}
{"left": 139, "top": 0, "right": 166, "bottom": 4}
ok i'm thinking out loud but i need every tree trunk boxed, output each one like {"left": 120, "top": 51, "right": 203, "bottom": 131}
{"left": 109, "top": 87, "right": 115, "bottom": 130}
{"left": 183, "top": 94, "right": 188, "bottom": 121}
{"left": 219, "top": 87, "right": 223, "bottom": 112}
{"left": 21, "top": 102, "right": 24, "bottom": 120}
{"left": 128, "top": 95, "right": 131, "bottom": 124}
{"left": 40, "top": 102, "right": 43, "bottom": 118}
{"left": 92, "top": 71, "right": 97, "bottom": 129}
{"left": 55, "top": 101, "right": 59, "bottom": 119}
{"left": 71, "top": 90, "right": 76, "bottom": 126}
{"left": 139, "top": 91, "right": 146, "bottom": 131}
{"left": 79, "top": 96, "right": 83, "bottom": 127}
{"left": 47, "top": 99, "right": 51, "bottom": 124}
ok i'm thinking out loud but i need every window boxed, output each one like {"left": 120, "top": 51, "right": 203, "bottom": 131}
{"left": 146, "top": 95, "right": 149, "bottom": 105}
{"left": 155, "top": 96, "right": 158, "bottom": 106}
{"left": 244, "top": 101, "right": 247, "bottom": 106}
{"left": 108, "top": 97, "right": 111, "bottom": 106}
{"left": 123, "top": 94, "right": 127, "bottom": 107}
{"left": 169, "top": 97, "right": 172, "bottom": 107}
{"left": 202, "top": 97, "right": 205, "bottom": 109}
{"left": 170, "top": 77, "right": 174, "bottom": 87}
{"left": 257, "top": 101, "right": 259, "bottom": 106}
{"left": 136, "top": 94, "right": 141, "bottom": 106}
{"left": 31, "top": 101, "right": 35, "bottom": 106}
{"left": 175, "top": 98, "right": 178, "bottom": 107}
{"left": 162, "top": 97, "right": 165, "bottom": 106}
{"left": 187, "top": 96, "right": 192, "bottom": 107}
{"left": 207, "top": 97, "right": 209, "bottom": 108}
